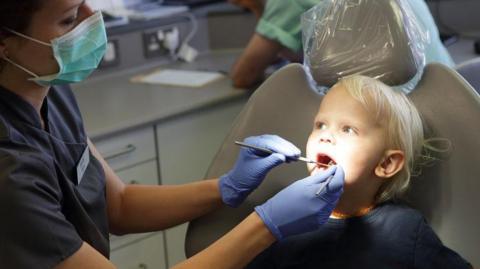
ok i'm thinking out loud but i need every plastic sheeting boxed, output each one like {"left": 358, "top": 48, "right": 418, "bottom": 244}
{"left": 302, "top": 0, "right": 430, "bottom": 93}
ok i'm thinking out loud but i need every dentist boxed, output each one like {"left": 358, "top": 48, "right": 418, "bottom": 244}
{"left": 0, "top": 1, "right": 344, "bottom": 268}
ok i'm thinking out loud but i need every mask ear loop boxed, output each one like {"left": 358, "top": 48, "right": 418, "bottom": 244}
{"left": 1, "top": 28, "right": 52, "bottom": 79}
{"left": 2, "top": 55, "right": 40, "bottom": 78}
{"left": 2, "top": 28, "right": 51, "bottom": 47}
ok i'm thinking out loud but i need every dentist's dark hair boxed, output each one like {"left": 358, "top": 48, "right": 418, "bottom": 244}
{"left": 0, "top": 1, "right": 42, "bottom": 37}
{"left": 0, "top": 0, "right": 42, "bottom": 69}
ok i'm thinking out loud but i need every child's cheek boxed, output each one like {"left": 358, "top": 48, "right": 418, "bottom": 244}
{"left": 343, "top": 169, "right": 356, "bottom": 185}
{"left": 336, "top": 155, "right": 355, "bottom": 185}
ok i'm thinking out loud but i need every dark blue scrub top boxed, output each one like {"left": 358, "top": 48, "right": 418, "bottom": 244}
{"left": 0, "top": 85, "right": 109, "bottom": 268}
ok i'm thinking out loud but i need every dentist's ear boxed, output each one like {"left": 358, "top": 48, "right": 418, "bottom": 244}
{"left": 0, "top": 30, "right": 16, "bottom": 58}
{"left": 0, "top": 31, "right": 10, "bottom": 59}
{"left": 375, "top": 150, "right": 405, "bottom": 179}
{"left": 0, "top": 37, "right": 6, "bottom": 58}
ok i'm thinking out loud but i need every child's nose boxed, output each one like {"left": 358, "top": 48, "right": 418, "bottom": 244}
{"left": 319, "top": 137, "right": 331, "bottom": 143}
{"left": 319, "top": 132, "right": 334, "bottom": 144}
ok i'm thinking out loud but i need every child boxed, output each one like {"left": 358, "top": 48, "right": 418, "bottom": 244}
{"left": 247, "top": 75, "right": 472, "bottom": 268}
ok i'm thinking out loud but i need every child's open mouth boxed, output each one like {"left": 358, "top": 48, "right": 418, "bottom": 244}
{"left": 316, "top": 153, "right": 336, "bottom": 169}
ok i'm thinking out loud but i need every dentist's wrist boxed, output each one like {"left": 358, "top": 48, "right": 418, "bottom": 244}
{"left": 254, "top": 205, "right": 283, "bottom": 240}
{"left": 219, "top": 173, "right": 248, "bottom": 208}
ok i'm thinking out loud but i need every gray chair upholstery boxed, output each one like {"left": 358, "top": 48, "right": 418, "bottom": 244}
{"left": 406, "top": 64, "right": 480, "bottom": 265}
{"left": 185, "top": 63, "right": 480, "bottom": 266}
{"left": 456, "top": 58, "right": 480, "bottom": 94}
{"left": 185, "top": 64, "right": 320, "bottom": 256}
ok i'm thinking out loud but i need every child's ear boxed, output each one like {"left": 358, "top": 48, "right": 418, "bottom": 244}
{"left": 375, "top": 150, "right": 405, "bottom": 179}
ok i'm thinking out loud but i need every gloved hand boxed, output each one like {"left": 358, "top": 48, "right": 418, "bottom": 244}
{"left": 219, "top": 135, "right": 301, "bottom": 207}
{"left": 255, "top": 165, "right": 345, "bottom": 240}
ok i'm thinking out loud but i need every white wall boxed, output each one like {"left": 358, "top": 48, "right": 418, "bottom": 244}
{"left": 86, "top": 0, "right": 125, "bottom": 10}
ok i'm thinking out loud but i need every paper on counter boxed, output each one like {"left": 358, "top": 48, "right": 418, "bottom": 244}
{"left": 131, "top": 69, "right": 225, "bottom": 88}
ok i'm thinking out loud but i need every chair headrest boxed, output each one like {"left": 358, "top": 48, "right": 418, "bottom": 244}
{"left": 302, "top": 0, "right": 427, "bottom": 89}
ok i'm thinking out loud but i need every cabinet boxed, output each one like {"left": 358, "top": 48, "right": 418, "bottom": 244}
{"left": 94, "top": 127, "right": 157, "bottom": 172}
{"left": 93, "top": 126, "right": 166, "bottom": 268}
{"left": 88, "top": 94, "right": 246, "bottom": 268}
{"left": 156, "top": 100, "right": 246, "bottom": 267}
{"left": 109, "top": 233, "right": 167, "bottom": 269}
{"left": 110, "top": 161, "right": 159, "bottom": 250}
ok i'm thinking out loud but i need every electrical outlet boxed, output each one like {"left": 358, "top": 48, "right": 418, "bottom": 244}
{"left": 142, "top": 29, "right": 168, "bottom": 58}
{"left": 99, "top": 39, "right": 120, "bottom": 69}
{"left": 163, "top": 27, "right": 180, "bottom": 52}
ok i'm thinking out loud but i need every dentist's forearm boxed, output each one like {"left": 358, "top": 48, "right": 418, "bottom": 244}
{"left": 172, "top": 212, "right": 275, "bottom": 269}
{"left": 111, "top": 179, "right": 223, "bottom": 234}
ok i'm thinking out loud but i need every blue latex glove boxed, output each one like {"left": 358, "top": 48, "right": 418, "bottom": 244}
{"left": 255, "top": 165, "right": 345, "bottom": 240}
{"left": 219, "top": 135, "right": 301, "bottom": 207}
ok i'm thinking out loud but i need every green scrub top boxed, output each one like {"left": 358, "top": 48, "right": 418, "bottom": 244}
{"left": 256, "top": 0, "right": 319, "bottom": 53}
{"left": 256, "top": 0, "right": 454, "bottom": 66}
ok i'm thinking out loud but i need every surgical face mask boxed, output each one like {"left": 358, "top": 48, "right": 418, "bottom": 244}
{"left": 2, "top": 11, "right": 107, "bottom": 86}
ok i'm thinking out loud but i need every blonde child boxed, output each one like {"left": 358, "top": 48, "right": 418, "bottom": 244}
{"left": 247, "top": 75, "right": 472, "bottom": 268}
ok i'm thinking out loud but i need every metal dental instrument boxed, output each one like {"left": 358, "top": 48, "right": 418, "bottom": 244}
{"left": 234, "top": 141, "right": 330, "bottom": 168}
{"left": 234, "top": 141, "right": 334, "bottom": 196}
{"left": 315, "top": 175, "right": 334, "bottom": 196}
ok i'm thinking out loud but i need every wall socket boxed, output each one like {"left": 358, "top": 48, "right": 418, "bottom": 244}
{"left": 142, "top": 27, "right": 180, "bottom": 59}
{"left": 143, "top": 29, "right": 168, "bottom": 58}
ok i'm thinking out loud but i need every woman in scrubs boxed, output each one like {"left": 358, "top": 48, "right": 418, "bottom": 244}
{"left": 0, "top": 1, "right": 344, "bottom": 268}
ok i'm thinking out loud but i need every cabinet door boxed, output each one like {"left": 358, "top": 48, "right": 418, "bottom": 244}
{"left": 156, "top": 101, "right": 245, "bottom": 184}
{"left": 110, "top": 233, "right": 167, "bottom": 269}
{"left": 156, "top": 100, "right": 245, "bottom": 267}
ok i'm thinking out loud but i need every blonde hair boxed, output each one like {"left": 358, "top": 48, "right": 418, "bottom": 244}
{"left": 337, "top": 75, "right": 424, "bottom": 203}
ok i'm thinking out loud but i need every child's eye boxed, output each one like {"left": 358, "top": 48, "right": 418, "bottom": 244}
{"left": 342, "top": 126, "right": 357, "bottom": 135}
{"left": 315, "top": 122, "right": 327, "bottom": 130}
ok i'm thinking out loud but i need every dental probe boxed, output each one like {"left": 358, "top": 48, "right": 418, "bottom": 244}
{"left": 234, "top": 141, "right": 330, "bottom": 168}
{"left": 315, "top": 175, "right": 334, "bottom": 196}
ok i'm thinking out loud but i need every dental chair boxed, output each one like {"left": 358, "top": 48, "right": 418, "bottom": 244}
{"left": 456, "top": 58, "right": 480, "bottom": 94}
{"left": 186, "top": 0, "right": 480, "bottom": 266}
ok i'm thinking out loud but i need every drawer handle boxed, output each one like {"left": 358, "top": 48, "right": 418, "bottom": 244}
{"left": 104, "top": 144, "right": 137, "bottom": 161}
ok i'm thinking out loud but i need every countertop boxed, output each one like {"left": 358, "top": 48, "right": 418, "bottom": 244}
{"left": 72, "top": 49, "right": 249, "bottom": 140}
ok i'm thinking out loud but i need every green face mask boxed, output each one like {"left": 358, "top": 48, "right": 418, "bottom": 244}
{"left": 3, "top": 11, "right": 107, "bottom": 86}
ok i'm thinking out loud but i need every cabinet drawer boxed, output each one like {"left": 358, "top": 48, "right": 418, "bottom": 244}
{"left": 116, "top": 160, "right": 159, "bottom": 185}
{"left": 110, "top": 232, "right": 167, "bottom": 269}
{"left": 93, "top": 127, "right": 156, "bottom": 171}
{"left": 110, "top": 161, "right": 159, "bottom": 250}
